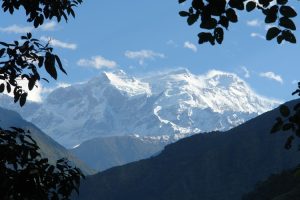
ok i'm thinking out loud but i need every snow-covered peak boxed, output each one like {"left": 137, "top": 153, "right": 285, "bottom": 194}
{"left": 102, "top": 71, "right": 151, "bottom": 96}
{"left": 144, "top": 69, "right": 280, "bottom": 114}
{"left": 7, "top": 68, "right": 281, "bottom": 147}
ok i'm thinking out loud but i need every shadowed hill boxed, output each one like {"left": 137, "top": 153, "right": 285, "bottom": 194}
{"left": 242, "top": 165, "right": 300, "bottom": 200}
{"left": 70, "top": 135, "right": 166, "bottom": 171}
{"left": 75, "top": 99, "right": 300, "bottom": 200}
{"left": 0, "top": 107, "right": 94, "bottom": 175}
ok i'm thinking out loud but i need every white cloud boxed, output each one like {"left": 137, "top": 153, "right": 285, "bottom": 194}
{"left": 0, "top": 79, "right": 43, "bottom": 102}
{"left": 1, "top": 79, "right": 74, "bottom": 103}
{"left": 184, "top": 41, "right": 197, "bottom": 52}
{"left": 0, "top": 21, "right": 57, "bottom": 34}
{"left": 125, "top": 50, "right": 165, "bottom": 65}
{"left": 250, "top": 32, "right": 265, "bottom": 40}
{"left": 259, "top": 71, "right": 283, "bottom": 84}
{"left": 57, "top": 82, "right": 71, "bottom": 88}
{"left": 241, "top": 66, "right": 250, "bottom": 78}
{"left": 22, "top": 80, "right": 43, "bottom": 102}
{"left": 246, "top": 19, "right": 262, "bottom": 27}
{"left": 40, "top": 21, "right": 57, "bottom": 31}
{"left": 0, "top": 24, "right": 33, "bottom": 34}
{"left": 40, "top": 36, "right": 77, "bottom": 50}
{"left": 77, "top": 56, "right": 117, "bottom": 69}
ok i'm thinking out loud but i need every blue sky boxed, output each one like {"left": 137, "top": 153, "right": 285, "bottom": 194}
{"left": 0, "top": 0, "right": 299, "bottom": 102}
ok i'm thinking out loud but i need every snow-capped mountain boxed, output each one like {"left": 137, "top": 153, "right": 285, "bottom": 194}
{"left": 1, "top": 69, "right": 280, "bottom": 147}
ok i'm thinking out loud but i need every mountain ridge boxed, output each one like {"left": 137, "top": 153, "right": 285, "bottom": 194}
{"left": 0, "top": 69, "right": 280, "bottom": 147}
{"left": 70, "top": 134, "right": 168, "bottom": 171}
{"left": 75, "top": 99, "right": 300, "bottom": 200}
{"left": 0, "top": 107, "right": 94, "bottom": 175}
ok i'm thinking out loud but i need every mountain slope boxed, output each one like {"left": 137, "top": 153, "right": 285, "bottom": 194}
{"left": 242, "top": 166, "right": 300, "bottom": 200}
{"left": 75, "top": 99, "right": 300, "bottom": 200}
{"left": 0, "top": 107, "right": 94, "bottom": 175}
{"left": 70, "top": 135, "right": 168, "bottom": 171}
{"left": 4, "top": 69, "right": 279, "bottom": 147}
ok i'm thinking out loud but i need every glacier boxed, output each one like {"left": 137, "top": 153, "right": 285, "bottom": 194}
{"left": 0, "top": 69, "right": 281, "bottom": 148}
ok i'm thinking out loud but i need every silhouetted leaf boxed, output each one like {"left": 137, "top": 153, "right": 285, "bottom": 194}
{"left": 192, "top": 0, "right": 204, "bottom": 10}
{"left": 277, "top": 0, "right": 288, "bottom": 5}
{"left": 179, "top": 11, "right": 189, "bottom": 17}
{"left": 284, "top": 135, "right": 294, "bottom": 149}
{"left": 45, "top": 52, "right": 57, "bottom": 80}
{"left": 279, "top": 17, "right": 296, "bottom": 30}
{"left": 271, "top": 119, "right": 283, "bottom": 133}
{"left": 280, "top": 6, "right": 297, "bottom": 18}
{"left": 282, "top": 123, "right": 294, "bottom": 131}
{"left": 187, "top": 14, "right": 199, "bottom": 25}
{"left": 55, "top": 55, "right": 67, "bottom": 75}
{"left": 200, "top": 17, "right": 217, "bottom": 29}
{"left": 28, "top": 79, "right": 36, "bottom": 91}
{"left": 266, "top": 27, "right": 281, "bottom": 40}
{"left": 214, "top": 27, "right": 224, "bottom": 44}
{"left": 19, "top": 93, "right": 27, "bottom": 107}
{"left": 6, "top": 83, "right": 11, "bottom": 93}
{"left": 198, "top": 32, "right": 214, "bottom": 44}
{"left": 218, "top": 16, "right": 229, "bottom": 29}
{"left": 265, "top": 14, "right": 277, "bottom": 23}
{"left": 292, "top": 89, "right": 300, "bottom": 96}
{"left": 229, "top": 0, "right": 244, "bottom": 10}
{"left": 0, "top": 42, "right": 9, "bottom": 47}
{"left": 38, "top": 56, "right": 44, "bottom": 67}
{"left": 0, "top": 48, "right": 5, "bottom": 57}
{"left": 282, "top": 30, "right": 296, "bottom": 43}
{"left": 226, "top": 8, "right": 238, "bottom": 22}
{"left": 0, "top": 84, "right": 4, "bottom": 93}
{"left": 277, "top": 34, "right": 284, "bottom": 44}
{"left": 27, "top": 33, "right": 32, "bottom": 39}
{"left": 280, "top": 105, "right": 290, "bottom": 117}
{"left": 246, "top": 1, "right": 256, "bottom": 12}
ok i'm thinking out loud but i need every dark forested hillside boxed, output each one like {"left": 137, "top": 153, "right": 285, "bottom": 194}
{"left": 75, "top": 99, "right": 300, "bottom": 200}
{"left": 243, "top": 166, "right": 300, "bottom": 200}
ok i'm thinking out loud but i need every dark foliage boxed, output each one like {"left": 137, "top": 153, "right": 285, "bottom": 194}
{"left": 179, "top": 0, "right": 300, "bottom": 164}
{"left": 2, "top": 0, "right": 82, "bottom": 27}
{"left": 0, "top": 127, "right": 84, "bottom": 200}
{"left": 243, "top": 166, "right": 300, "bottom": 200}
{"left": 0, "top": 0, "right": 82, "bottom": 106}
{"left": 179, "top": 0, "right": 297, "bottom": 45}
{"left": 0, "top": 33, "right": 66, "bottom": 107}
{"left": 0, "top": 1, "right": 85, "bottom": 200}
{"left": 271, "top": 86, "right": 300, "bottom": 150}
